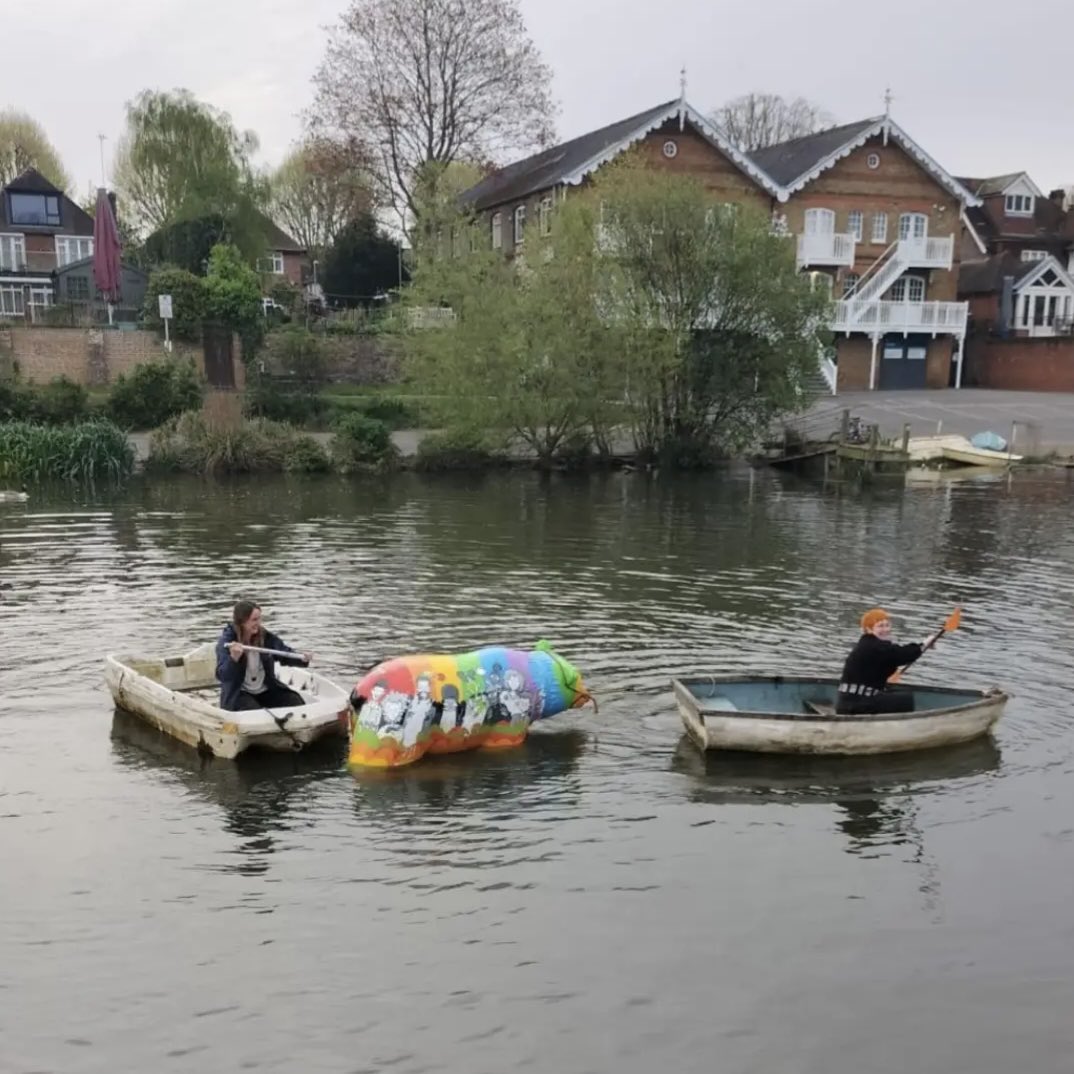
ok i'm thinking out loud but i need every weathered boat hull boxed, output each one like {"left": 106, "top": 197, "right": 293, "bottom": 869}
{"left": 105, "top": 645, "right": 351, "bottom": 760}
{"left": 941, "top": 446, "right": 1021, "bottom": 467}
{"left": 673, "top": 675, "right": 1007, "bottom": 756}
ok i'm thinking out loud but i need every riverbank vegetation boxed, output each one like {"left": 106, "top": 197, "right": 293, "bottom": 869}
{"left": 0, "top": 419, "right": 135, "bottom": 484}
{"left": 404, "top": 160, "right": 832, "bottom": 468}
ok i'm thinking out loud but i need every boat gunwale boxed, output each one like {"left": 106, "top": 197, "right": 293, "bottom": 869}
{"left": 672, "top": 675, "right": 1008, "bottom": 725}
{"left": 104, "top": 651, "right": 350, "bottom": 729}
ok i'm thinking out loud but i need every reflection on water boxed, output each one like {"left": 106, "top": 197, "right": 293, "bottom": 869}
{"left": 2, "top": 467, "right": 1074, "bottom": 1074}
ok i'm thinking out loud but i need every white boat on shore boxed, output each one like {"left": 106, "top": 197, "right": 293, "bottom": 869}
{"left": 673, "top": 674, "right": 1008, "bottom": 756}
{"left": 906, "top": 434, "right": 1022, "bottom": 467}
{"left": 105, "top": 643, "right": 351, "bottom": 759}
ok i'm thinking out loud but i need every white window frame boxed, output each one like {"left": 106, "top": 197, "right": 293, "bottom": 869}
{"left": 538, "top": 197, "right": 552, "bottom": 236}
{"left": 808, "top": 272, "right": 833, "bottom": 296}
{"left": 898, "top": 213, "right": 928, "bottom": 242}
{"left": 889, "top": 275, "right": 926, "bottom": 302}
{"left": 513, "top": 204, "right": 526, "bottom": 246}
{"left": 804, "top": 208, "right": 835, "bottom": 235}
{"left": 847, "top": 211, "right": 863, "bottom": 241}
{"left": 1004, "top": 193, "right": 1034, "bottom": 216}
{"left": 1020, "top": 249, "right": 1047, "bottom": 262}
{"left": 491, "top": 212, "right": 502, "bottom": 250}
{"left": 0, "top": 284, "right": 25, "bottom": 316}
{"left": 28, "top": 285, "right": 54, "bottom": 315}
{"left": 55, "top": 235, "right": 94, "bottom": 268}
{"left": 842, "top": 272, "right": 860, "bottom": 297}
{"left": 0, "top": 233, "right": 26, "bottom": 272}
{"left": 871, "top": 212, "right": 888, "bottom": 244}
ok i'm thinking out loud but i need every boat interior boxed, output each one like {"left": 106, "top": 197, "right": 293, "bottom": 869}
{"left": 680, "top": 677, "right": 984, "bottom": 717}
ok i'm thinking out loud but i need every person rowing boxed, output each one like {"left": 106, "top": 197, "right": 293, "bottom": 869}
{"left": 215, "top": 599, "right": 312, "bottom": 711}
{"left": 835, "top": 607, "right": 941, "bottom": 715}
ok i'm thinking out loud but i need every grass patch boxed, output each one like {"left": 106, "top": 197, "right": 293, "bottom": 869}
{"left": 0, "top": 419, "right": 135, "bottom": 485}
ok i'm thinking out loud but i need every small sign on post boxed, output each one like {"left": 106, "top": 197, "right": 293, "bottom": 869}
{"left": 158, "top": 294, "right": 174, "bottom": 352}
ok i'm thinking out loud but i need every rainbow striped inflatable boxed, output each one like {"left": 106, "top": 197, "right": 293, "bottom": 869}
{"left": 349, "top": 641, "right": 592, "bottom": 768}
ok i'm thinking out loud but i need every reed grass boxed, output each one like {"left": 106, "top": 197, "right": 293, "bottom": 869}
{"left": 0, "top": 419, "right": 135, "bottom": 485}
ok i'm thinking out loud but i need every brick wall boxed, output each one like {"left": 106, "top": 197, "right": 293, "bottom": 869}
{"left": 261, "top": 331, "right": 400, "bottom": 384}
{"left": 964, "top": 336, "right": 1074, "bottom": 391}
{"left": 1, "top": 326, "right": 242, "bottom": 388}
{"left": 835, "top": 335, "right": 954, "bottom": 390}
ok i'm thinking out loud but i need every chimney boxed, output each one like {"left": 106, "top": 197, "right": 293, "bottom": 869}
{"left": 999, "top": 275, "right": 1014, "bottom": 337}
{"left": 1049, "top": 189, "right": 1065, "bottom": 207}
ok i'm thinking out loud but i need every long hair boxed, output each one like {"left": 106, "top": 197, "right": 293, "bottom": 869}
{"left": 232, "top": 599, "right": 263, "bottom": 645}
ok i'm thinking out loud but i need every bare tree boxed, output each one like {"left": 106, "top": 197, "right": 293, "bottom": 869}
{"left": 711, "top": 92, "right": 834, "bottom": 152}
{"left": 269, "top": 136, "right": 375, "bottom": 260}
{"left": 310, "top": 0, "right": 557, "bottom": 232}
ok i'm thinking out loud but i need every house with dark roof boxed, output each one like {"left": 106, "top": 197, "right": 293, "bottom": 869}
{"left": 956, "top": 173, "right": 1072, "bottom": 269}
{"left": 0, "top": 168, "right": 95, "bottom": 320}
{"left": 256, "top": 212, "right": 310, "bottom": 286}
{"left": 457, "top": 97, "right": 983, "bottom": 393}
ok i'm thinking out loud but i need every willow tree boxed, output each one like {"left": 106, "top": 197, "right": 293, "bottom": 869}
{"left": 593, "top": 161, "right": 832, "bottom": 464}
{"left": 311, "top": 0, "right": 556, "bottom": 231}
{"left": 0, "top": 110, "right": 71, "bottom": 190}
{"left": 113, "top": 90, "right": 267, "bottom": 256}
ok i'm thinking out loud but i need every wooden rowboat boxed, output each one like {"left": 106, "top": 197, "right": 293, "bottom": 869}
{"left": 673, "top": 674, "right": 1007, "bottom": 756}
{"left": 104, "top": 643, "right": 351, "bottom": 759}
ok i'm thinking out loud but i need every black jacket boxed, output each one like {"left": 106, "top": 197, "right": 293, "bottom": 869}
{"left": 214, "top": 623, "right": 308, "bottom": 711}
{"left": 841, "top": 633, "right": 923, "bottom": 692}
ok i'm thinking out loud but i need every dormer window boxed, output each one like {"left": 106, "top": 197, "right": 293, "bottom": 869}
{"left": 1004, "top": 193, "right": 1034, "bottom": 216}
{"left": 8, "top": 192, "right": 61, "bottom": 227}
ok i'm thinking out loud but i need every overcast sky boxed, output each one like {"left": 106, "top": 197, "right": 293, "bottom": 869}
{"left": 4, "top": 0, "right": 1072, "bottom": 200}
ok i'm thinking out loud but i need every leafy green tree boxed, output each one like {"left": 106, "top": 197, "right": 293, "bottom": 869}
{"left": 143, "top": 267, "right": 206, "bottom": 341}
{"left": 321, "top": 211, "right": 404, "bottom": 304}
{"left": 592, "top": 160, "right": 831, "bottom": 463}
{"left": 405, "top": 196, "right": 619, "bottom": 465}
{"left": 0, "top": 110, "right": 71, "bottom": 190}
{"left": 406, "top": 159, "right": 830, "bottom": 467}
{"left": 202, "top": 244, "right": 265, "bottom": 355}
{"left": 113, "top": 89, "right": 267, "bottom": 257}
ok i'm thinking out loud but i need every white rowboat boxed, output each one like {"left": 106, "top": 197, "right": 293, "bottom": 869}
{"left": 673, "top": 674, "right": 1008, "bottom": 756}
{"left": 105, "top": 643, "right": 351, "bottom": 759}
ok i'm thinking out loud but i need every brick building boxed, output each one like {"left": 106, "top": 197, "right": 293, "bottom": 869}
{"left": 458, "top": 97, "right": 983, "bottom": 392}
{"left": 0, "top": 168, "right": 95, "bottom": 318}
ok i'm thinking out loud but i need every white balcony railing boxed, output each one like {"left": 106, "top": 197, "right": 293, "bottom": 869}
{"left": 797, "top": 232, "right": 856, "bottom": 268}
{"left": 897, "top": 234, "right": 954, "bottom": 270}
{"left": 832, "top": 299, "right": 968, "bottom": 335}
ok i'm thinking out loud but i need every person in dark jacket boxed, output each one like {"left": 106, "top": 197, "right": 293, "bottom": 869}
{"left": 836, "top": 607, "right": 939, "bottom": 715}
{"left": 215, "top": 599, "right": 312, "bottom": 712}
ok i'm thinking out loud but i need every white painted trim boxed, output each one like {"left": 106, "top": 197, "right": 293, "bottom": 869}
{"left": 960, "top": 209, "right": 987, "bottom": 255}
{"left": 560, "top": 100, "right": 787, "bottom": 202}
{"left": 54, "top": 234, "right": 94, "bottom": 268}
{"left": 780, "top": 117, "right": 982, "bottom": 207}
{"left": 996, "top": 173, "right": 1044, "bottom": 199}
{"left": 1013, "top": 255, "right": 1074, "bottom": 294}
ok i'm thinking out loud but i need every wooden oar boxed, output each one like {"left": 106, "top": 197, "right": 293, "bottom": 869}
{"left": 237, "top": 644, "right": 311, "bottom": 662}
{"left": 888, "top": 607, "right": 961, "bottom": 684}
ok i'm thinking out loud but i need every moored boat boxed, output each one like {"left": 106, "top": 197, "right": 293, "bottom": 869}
{"left": 673, "top": 674, "right": 1007, "bottom": 755}
{"left": 105, "top": 643, "right": 351, "bottom": 759}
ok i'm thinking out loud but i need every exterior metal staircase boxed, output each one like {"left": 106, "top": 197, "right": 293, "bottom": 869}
{"left": 842, "top": 240, "right": 905, "bottom": 322}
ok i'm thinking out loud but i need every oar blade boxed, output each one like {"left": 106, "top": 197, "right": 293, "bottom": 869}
{"left": 944, "top": 607, "right": 962, "bottom": 633}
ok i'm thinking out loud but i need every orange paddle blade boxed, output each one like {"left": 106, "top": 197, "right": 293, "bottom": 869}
{"left": 944, "top": 607, "right": 962, "bottom": 633}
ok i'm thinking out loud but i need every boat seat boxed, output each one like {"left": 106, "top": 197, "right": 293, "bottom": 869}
{"left": 804, "top": 700, "right": 835, "bottom": 717}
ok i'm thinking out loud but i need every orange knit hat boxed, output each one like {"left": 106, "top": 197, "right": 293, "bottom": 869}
{"left": 860, "top": 607, "right": 890, "bottom": 631}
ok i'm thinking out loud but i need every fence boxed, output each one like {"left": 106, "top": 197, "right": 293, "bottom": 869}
{"left": 27, "top": 302, "right": 143, "bottom": 329}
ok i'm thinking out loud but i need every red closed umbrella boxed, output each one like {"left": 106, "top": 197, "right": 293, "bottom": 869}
{"left": 92, "top": 187, "right": 122, "bottom": 322}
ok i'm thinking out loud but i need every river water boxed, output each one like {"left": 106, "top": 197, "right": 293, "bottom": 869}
{"left": 1, "top": 466, "right": 1073, "bottom": 1074}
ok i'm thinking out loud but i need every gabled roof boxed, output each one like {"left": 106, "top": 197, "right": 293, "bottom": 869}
{"left": 1016, "top": 255, "right": 1074, "bottom": 292}
{"left": 959, "top": 253, "right": 1042, "bottom": 294}
{"left": 958, "top": 172, "right": 1044, "bottom": 199}
{"left": 750, "top": 118, "right": 981, "bottom": 206}
{"left": 2, "top": 167, "right": 63, "bottom": 195}
{"left": 459, "top": 99, "right": 786, "bottom": 211}
{"left": 964, "top": 194, "right": 1070, "bottom": 249}
{"left": 258, "top": 211, "right": 306, "bottom": 253}
{"left": 0, "top": 167, "right": 94, "bottom": 236}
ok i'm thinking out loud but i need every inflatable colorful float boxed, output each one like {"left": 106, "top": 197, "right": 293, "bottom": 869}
{"left": 349, "top": 641, "right": 594, "bottom": 768}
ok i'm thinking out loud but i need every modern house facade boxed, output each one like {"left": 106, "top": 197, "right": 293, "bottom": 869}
{"left": 0, "top": 168, "right": 95, "bottom": 319}
{"left": 458, "top": 98, "right": 983, "bottom": 392}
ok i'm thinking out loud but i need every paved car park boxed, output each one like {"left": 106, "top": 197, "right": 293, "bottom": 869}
{"left": 811, "top": 389, "right": 1074, "bottom": 456}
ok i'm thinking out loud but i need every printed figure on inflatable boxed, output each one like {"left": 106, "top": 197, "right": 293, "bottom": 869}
{"left": 349, "top": 640, "right": 594, "bottom": 768}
